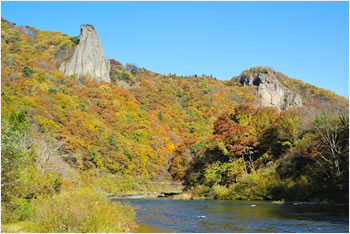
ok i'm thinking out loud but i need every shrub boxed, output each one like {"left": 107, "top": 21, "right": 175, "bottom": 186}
{"left": 69, "top": 36, "right": 80, "bottom": 45}
{"left": 212, "top": 185, "right": 230, "bottom": 199}
{"left": 1, "top": 198, "right": 34, "bottom": 224}
{"left": 123, "top": 148, "right": 132, "bottom": 160}
{"left": 157, "top": 111, "right": 163, "bottom": 121}
{"left": 228, "top": 183, "right": 250, "bottom": 200}
{"left": 117, "top": 70, "right": 136, "bottom": 84}
{"left": 125, "top": 64, "right": 138, "bottom": 75}
{"left": 23, "top": 67, "right": 34, "bottom": 77}
{"left": 173, "top": 192, "right": 192, "bottom": 200}
{"left": 110, "top": 71, "right": 117, "bottom": 84}
{"left": 30, "top": 187, "right": 136, "bottom": 232}
{"left": 48, "top": 88, "right": 56, "bottom": 94}
{"left": 1, "top": 112, "right": 30, "bottom": 223}
{"left": 188, "top": 184, "right": 210, "bottom": 198}
{"left": 81, "top": 24, "right": 95, "bottom": 29}
{"left": 79, "top": 103, "right": 86, "bottom": 112}
{"left": 20, "top": 170, "right": 63, "bottom": 199}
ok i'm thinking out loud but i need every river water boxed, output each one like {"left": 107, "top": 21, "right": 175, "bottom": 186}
{"left": 114, "top": 199, "right": 349, "bottom": 233}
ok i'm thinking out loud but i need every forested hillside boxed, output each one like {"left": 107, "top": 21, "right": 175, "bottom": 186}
{"left": 1, "top": 19, "right": 348, "bottom": 231}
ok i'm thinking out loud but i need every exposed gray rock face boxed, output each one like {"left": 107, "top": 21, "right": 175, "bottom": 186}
{"left": 239, "top": 69, "right": 302, "bottom": 111}
{"left": 59, "top": 25, "right": 110, "bottom": 82}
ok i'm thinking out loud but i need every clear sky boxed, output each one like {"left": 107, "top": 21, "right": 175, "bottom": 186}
{"left": 2, "top": 1, "right": 349, "bottom": 98}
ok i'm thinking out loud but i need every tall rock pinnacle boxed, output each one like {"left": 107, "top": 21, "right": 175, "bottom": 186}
{"left": 59, "top": 25, "right": 111, "bottom": 82}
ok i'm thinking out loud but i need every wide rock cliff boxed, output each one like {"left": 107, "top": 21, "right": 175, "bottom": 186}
{"left": 239, "top": 67, "right": 302, "bottom": 111}
{"left": 59, "top": 25, "right": 111, "bottom": 82}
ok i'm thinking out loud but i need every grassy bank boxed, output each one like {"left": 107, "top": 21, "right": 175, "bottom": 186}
{"left": 2, "top": 187, "right": 136, "bottom": 233}
{"left": 1, "top": 165, "right": 182, "bottom": 233}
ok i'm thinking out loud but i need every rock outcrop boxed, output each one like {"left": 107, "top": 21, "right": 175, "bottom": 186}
{"left": 239, "top": 68, "right": 302, "bottom": 111}
{"left": 59, "top": 25, "right": 110, "bottom": 82}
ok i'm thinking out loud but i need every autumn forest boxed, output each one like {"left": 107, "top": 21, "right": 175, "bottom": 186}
{"left": 1, "top": 19, "right": 349, "bottom": 232}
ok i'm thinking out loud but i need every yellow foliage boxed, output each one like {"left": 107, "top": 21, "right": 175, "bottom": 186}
{"left": 163, "top": 143, "right": 175, "bottom": 154}
{"left": 36, "top": 115, "right": 60, "bottom": 133}
{"left": 38, "top": 82, "right": 49, "bottom": 92}
{"left": 98, "top": 84, "right": 111, "bottom": 92}
{"left": 82, "top": 120, "right": 95, "bottom": 131}
{"left": 30, "top": 187, "right": 136, "bottom": 232}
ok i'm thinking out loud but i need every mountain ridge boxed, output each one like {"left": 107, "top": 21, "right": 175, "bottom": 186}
{"left": 1, "top": 17, "right": 348, "bottom": 185}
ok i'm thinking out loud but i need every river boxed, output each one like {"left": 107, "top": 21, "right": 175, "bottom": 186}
{"left": 113, "top": 199, "right": 349, "bottom": 233}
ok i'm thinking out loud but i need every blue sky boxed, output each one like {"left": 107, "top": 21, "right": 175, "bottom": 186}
{"left": 2, "top": 1, "right": 349, "bottom": 98}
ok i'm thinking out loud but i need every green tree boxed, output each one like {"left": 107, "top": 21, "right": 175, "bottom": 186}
{"left": 69, "top": 36, "right": 80, "bottom": 45}
{"left": 23, "top": 67, "right": 34, "bottom": 77}
{"left": 1, "top": 112, "right": 29, "bottom": 222}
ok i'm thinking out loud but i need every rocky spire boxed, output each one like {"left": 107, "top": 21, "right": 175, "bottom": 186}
{"left": 59, "top": 24, "right": 111, "bottom": 82}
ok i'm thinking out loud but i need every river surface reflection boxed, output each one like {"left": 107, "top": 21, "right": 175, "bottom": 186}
{"left": 114, "top": 199, "right": 349, "bottom": 233}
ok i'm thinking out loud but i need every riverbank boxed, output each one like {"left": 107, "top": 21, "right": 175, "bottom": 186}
{"left": 173, "top": 193, "right": 349, "bottom": 206}
{"left": 103, "top": 178, "right": 184, "bottom": 200}
{"left": 109, "top": 192, "right": 182, "bottom": 199}
{"left": 111, "top": 190, "right": 348, "bottom": 207}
